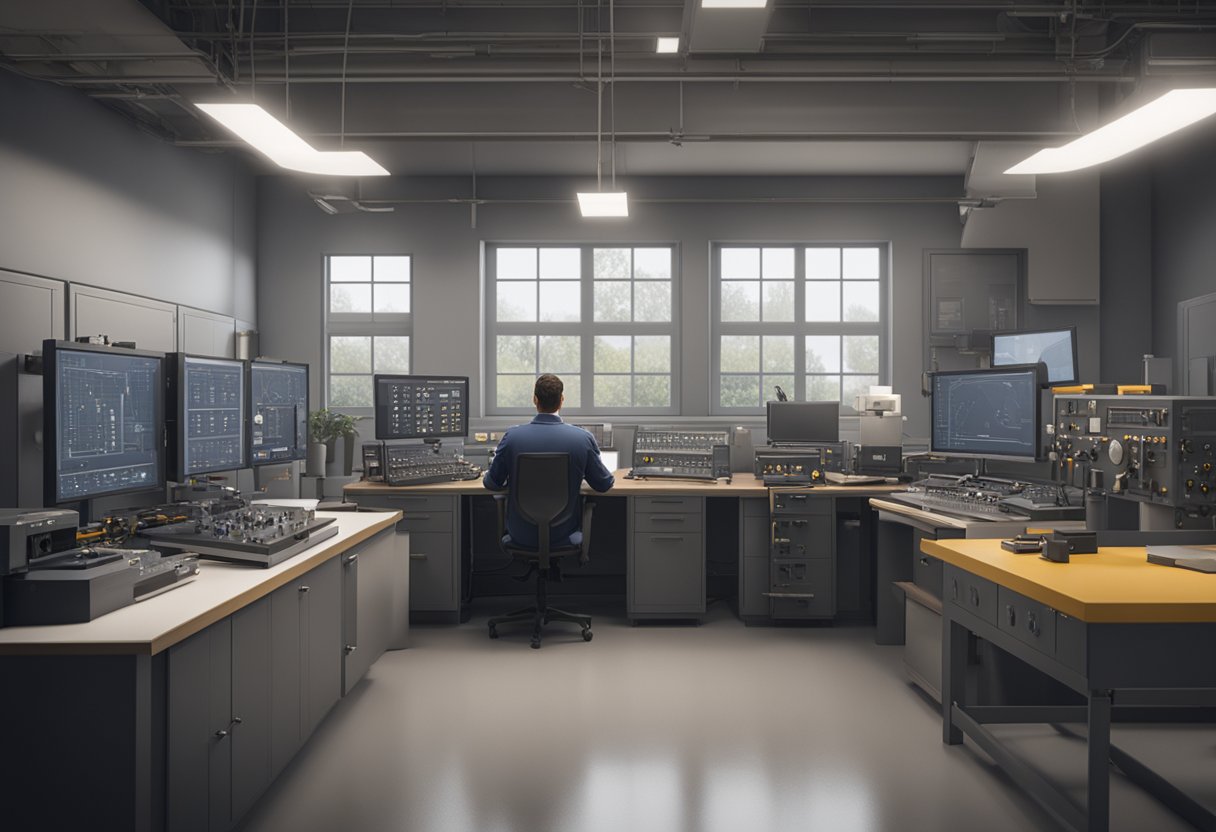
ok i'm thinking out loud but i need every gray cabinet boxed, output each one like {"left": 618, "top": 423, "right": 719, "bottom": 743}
{"left": 346, "top": 493, "right": 460, "bottom": 621}
{"left": 167, "top": 605, "right": 272, "bottom": 832}
{"left": 768, "top": 492, "right": 836, "bottom": 621}
{"left": 738, "top": 498, "right": 771, "bottom": 619}
{"left": 304, "top": 557, "right": 342, "bottom": 735}
{"left": 269, "top": 580, "right": 303, "bottom": 774}
{"left": 343, "top": 527, "right": 401, "bottom": 693}
{"left": 627, "top": 496, "right": 705, "bottom": 620}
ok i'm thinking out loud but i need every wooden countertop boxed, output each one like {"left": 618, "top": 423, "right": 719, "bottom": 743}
{"left": 0, "top": 510, "right": 401, "bottom": 657}
{"left": 345, "top": 471, "right": 906, "bottom": 498}
{"left": 921, "top": 537, "right": 1216, "bottom": 624}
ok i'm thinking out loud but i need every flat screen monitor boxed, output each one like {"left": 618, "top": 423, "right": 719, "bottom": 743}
{"left": 766, "top": 401, "right": 840, "bottom": 444}
{"left": 374, "top": 375, "right": 469, "bottom": 440}
{"left": 43, "top": 340, "right": 166, "bottom": 504}
{"left": 930, "top": 364, "right": 1044, "bottom": 462}
{"left": 249, "top": 360, "right": 309, "bottom": 466}
{"left": 167, "top": 354, "right": 248, "bottom": 480}
{"left": 991, "top": 327, "right": 1078, "bottom": 385}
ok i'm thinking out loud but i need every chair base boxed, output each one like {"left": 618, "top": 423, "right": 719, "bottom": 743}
{"left": 488, "top": 605, "right": 593, "bottom": 649}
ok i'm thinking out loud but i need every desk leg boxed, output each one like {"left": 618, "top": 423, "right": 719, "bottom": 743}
{"left": 1086, "top": 690, "right": 1112, "bottom": 832}
{"left": 943, "top": 614, "right": 967, "bottom": 745}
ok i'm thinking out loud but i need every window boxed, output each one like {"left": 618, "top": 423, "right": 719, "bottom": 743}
{"left": 325, "top": 255, "right": 412, "bottom": 408}
{"left": 712, "top": 245, "right": 886, "bottom": 412}
{"left": 486, "top": 245, "right": 677, "bottom": 414}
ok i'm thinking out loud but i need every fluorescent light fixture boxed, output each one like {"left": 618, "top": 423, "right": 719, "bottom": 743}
{"left": 1006, "top": 88, "right": 1216, "bottom": 175}
{"left": 577, "top": 191, "right": 629, "bottom": 218}
{"left": 656, "top": 37, "right": 680, "bottom": 53}
{"left": 196, "top": 103, "right": 389, "bottom": 176}
{"left": 701, "top": 0, "right": 767, "bottom": 7}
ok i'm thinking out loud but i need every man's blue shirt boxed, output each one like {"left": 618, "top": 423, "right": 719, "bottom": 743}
{"left": 482, "top": 413, "right": 615, "bottom": 548}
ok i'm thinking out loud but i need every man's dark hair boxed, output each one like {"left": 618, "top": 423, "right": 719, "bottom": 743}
{"left": 534, "top": 374, "right": 564, "bottom": 413}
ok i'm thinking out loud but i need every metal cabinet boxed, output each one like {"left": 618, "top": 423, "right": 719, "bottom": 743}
{"left": 768, "top": 492, "right": 836, "bottom": 620}
{"left": 167, "top": 602, "right": 272, "bottom": 832}
{"left": 342, "top": 526, "right": 405, "bottom": 693}
{"left": 627, "top": 496, "right": 705, "bottom": 620}
{"left": 347, "top": 494, "right": 460, "bottom": 621}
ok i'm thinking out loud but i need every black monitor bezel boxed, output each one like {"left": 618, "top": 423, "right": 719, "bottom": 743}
{"left": 765, "top": 400, "right": 841, "bottom": 445}
{"left": 373, "top": 374, "right": 471, "bottom": 441}
{"left": 929, "top": 362, "right": 1047, "bottom": 463}
{"left": 249, "top": 359, "right": 310, "bottom": 467}
{"left": 991, "top": 326, "right": 1079, "bottom": 386}
{"left": 166, "top": 353, "right": 250, "bottom": 481}
{"left": 42, "top": 339, "right": 167, "bottom": 505}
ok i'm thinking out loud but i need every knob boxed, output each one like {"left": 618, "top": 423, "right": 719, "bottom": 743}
{"left": 1203, "top": 484, "right": 1211, "bottom": 496}
{"left": 1187, "top": 479, "right": 1196, "bottom": 491}
{"left": 215, "top": 729, "right": 228, "bottom": 739}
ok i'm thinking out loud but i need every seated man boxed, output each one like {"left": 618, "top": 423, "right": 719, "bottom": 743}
{"left": 482, "top": 373, "right": 614, "bottom": 548}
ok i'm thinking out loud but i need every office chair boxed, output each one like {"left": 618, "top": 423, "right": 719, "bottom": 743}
{"left": 487, "top": 453, "right": 595, "bottom": 649}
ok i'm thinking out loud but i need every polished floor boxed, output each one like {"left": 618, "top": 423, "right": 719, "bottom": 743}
{"left": 239, "top": 600, "right": 1214, "bottom": 832}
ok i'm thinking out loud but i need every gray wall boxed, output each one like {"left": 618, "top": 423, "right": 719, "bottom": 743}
{"left": 1099, "top": 164, "right": 1153, "bottom": 385}
{"left": 1148, "top": 119, "right": 1216, "bottom": 390}
{"left": 0, "top": 72, "right": 256, "bottom": 323}
{"left": 257, "top": 175, "right": 967, "bottom": 439}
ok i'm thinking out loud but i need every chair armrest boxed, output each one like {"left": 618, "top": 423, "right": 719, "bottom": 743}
{"left": 579, "top": 499, "right": 596, "bottom": 564}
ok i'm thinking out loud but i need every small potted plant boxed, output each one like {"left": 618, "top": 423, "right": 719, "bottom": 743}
{"left": 308, "top": 408, "right": 368, "bottom": 477}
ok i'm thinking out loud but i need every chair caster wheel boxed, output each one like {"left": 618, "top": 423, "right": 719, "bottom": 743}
{"left": 582, "top": 630, "right": 593, "bottom": 642}
{"left": 488, "top": 625, "right": 498, "bottom": 639}
{"left": 530, "top": 638, "right": 541, "bottom": 649}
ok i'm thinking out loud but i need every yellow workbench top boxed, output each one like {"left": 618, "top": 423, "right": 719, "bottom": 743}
{"left": 921, "top": 538, "right": 1216, "bottom": 624}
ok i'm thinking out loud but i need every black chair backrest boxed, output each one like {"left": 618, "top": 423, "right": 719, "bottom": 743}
{"left": 509, "top": 453, "right": 574, "bottom": 554}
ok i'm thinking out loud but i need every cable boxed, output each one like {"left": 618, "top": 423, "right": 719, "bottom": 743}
{"left": 340, "top": 0, "right": 354, "bottom": 146}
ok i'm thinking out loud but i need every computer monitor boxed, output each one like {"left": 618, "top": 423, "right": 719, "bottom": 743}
{"left": 766, "top": 401, "right": 840, "bottom": 444}
{"left": 166, "top": 354, "right": 248, "bottom": 480}
{"left": 249, "top": 360, "right": 309, "bottom": 466}
{"left": 991, "top": 327, "right": 1078, "bottom": 386}
{"left": 930, "top": 364, "right": 1045, "bottom": 462}
{"left": 374, "top": 375, "right": 469, "bottom": 440}
{"left": 43, "top": 340, "right": 166, "bottom": 504}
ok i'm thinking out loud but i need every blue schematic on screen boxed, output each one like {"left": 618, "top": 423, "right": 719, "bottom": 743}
{"left": 250, "top": 361, "right": 309, "bottom": 465}
{"left": 931, "top": 367, "right": 1041, "bottom": 460}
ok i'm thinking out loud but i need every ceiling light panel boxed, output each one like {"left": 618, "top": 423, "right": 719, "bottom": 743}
{"left": 701, "top": 0, "right": 767, "bottom": 8}
{"left": 656, "top": 37, "right": 680, "bottom": 53}
{"left": 577, "top": 192, "right": 629, "bottom": 218}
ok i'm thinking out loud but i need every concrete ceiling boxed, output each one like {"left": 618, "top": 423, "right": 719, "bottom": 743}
{"left": 1, "top": 0, "right": 1214, "bottom": 179}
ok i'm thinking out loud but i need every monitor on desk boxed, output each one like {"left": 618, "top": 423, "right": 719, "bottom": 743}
{"left": 167, "top": 354, "right": 248, "bottom": 480}
{"left": 767, "top": 400, "right": 840, "bottom": 444}
{"left": 599, "top": 450, "right": 620, "bottom": 472}
{"left": 930, "top": 364, "right": 1044, "bottom": 462}
{"left": 374, "top": 375, "right": 469, "bottom": 440}
{"left": 43, "top": 339, "right": 166, "bottom": 504}
{"left": 992, "top": 327, "right": 1078, "bottom": 386}
{"left": 249, "top": 360, "right": 309, "bottom": 466}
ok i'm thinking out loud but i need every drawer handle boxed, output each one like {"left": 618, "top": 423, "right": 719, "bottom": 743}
{"left": 299, "top": 585, "right": 311, "bottom": 594}
{"left": 969, "top": 586, "right": 980, "bottom": 608}
{"left": 1006, "top": 604, "right": 1016, "bottom": 627}
{"left": 1026, "top": 612, "right": 1040, "bottom": 637}
{"left": 344, "top": 644, "right": 358, "bottom": 655}
{"left": 650, "top": 535, "right": 686, "bottom": 543}
{"left": 918, "top": 557, "right": 930, "bottom": 566}
{"left": 345, "top": 553, "right": 359, "bottom": 565}
{"left": 650, "top": 516, "right": 685, "bottom": 522}
{"left": 214, "top": 717, "right": 241, "bottom": 739}
{"left": 951, "top": 579, "right": 959, "bottom": 601}
{"left": 648, "top": 499, "right": 684, "bottom": 504}
{"left": 410, "top": 554, "right": 429, "bottom": 561}
{"left": 763, "top": 592, "right": 816, "bottom": 599}
{"left": 407, "top": 514, "right": 432, "bottom": 520}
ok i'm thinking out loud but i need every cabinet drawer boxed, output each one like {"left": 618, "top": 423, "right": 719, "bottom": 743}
{"left": 913, "top": 552, "right": 943, "bottom": 599}
{"left": 944, "top": 564, "right": 998, "bottom": 626}
{"left": 771, "top": 491, "right": 833, "bottom": 516}
{"left": 408, "top": 532, "right": 456, "bottom": 611}
{"left": 395, "top": 511, "right": 453, "bottom": 534}
{"left": 358, "top": 494, "right": 456, "bottom": 513}
{"left": 630, "top": 533, "right": 704, "bottom": 612}
{"left": 998, "top": 587, "right": 1057, "bottom": 658}
{"left": 772, "top": 516, "right": 834, "bottom": 559}
{"left": 634, "top": 513, "right": 702, "bottom": 534}
{"left": 768, "top": 558, "right": 834, "bottom": 618}
{"left": 634, "top": 496, "right": 702, "bottom": 515}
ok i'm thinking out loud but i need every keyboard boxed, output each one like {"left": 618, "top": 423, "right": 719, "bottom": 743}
{"left": 887, "top": 491, "right": 1023, "bottom": 522}
{"left": 628, "top": 466, "right": 720, "bottom": 482}
{"left": 824, "top": 472, "right": 888, "bottom": 486}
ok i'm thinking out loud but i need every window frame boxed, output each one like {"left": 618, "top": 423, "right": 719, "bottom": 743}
{"left": 710, "top": 242, "right": 889, "bottom": 415}
{"left": 485, "top": 243, "right": 681, "bottom": 416}
{"left": 323, "top": 253, "right": 414, "bottom": 412}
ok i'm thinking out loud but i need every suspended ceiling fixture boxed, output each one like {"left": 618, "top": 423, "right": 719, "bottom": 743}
{"left": 196, "top": 103, "right": 389, "bottom": 176}
{"left": 577, "top": 0, "right": 627, "bottom": 218}
{"left": 1006, "top": 87, "right": 1216, "bottom": 175}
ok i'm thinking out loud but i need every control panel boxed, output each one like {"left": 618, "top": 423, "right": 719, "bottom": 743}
{"left": 755, "top": 443, "right": 848, "bottom": 486}
{"left": 632, "top": 430, "right": 729, "bottom": 475}
{"left": 1053, "top": 395, "right": 1216, "bottom": 512}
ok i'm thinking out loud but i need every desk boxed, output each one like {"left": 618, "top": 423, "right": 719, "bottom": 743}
{"left": 925, "top": 537, "right": 1216, "bottom": 832}
{"left": 345, "top": 473, "right": 903, "bottom": 623}
{"left": 0, "top": 511, "right": 403, "bottom": 832}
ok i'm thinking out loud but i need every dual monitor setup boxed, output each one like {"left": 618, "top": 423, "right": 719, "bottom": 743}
{"left": 43, "top": 340, "right": 310, "bottom": 505}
